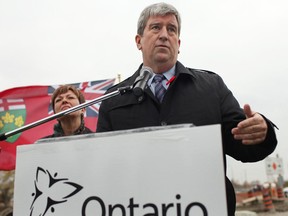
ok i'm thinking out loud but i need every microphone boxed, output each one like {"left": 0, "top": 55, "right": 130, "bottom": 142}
{"left": 133, "top": 66, "right": 153, "bottom": 97}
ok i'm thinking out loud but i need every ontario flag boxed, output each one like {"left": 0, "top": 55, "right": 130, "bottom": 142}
{"left": 0, "top": 79, "right": 115, "bottom": 170}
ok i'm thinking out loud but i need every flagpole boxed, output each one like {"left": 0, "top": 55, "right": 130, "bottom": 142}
{"left": 0, "top": 86, "right": 131, "bottom": 141}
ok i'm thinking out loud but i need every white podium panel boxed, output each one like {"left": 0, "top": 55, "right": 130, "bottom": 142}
{"left": 13, "top": 124, "right": 227, "bottom": 216}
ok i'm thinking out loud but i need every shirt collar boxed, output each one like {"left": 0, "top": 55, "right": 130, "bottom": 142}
{"left": 147, "top": 65, "right": 176, "bottom": 86}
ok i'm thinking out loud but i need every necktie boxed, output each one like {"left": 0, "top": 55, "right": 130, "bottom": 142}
{"left": 153, "top": 74, "right": 166, "bottom": 103}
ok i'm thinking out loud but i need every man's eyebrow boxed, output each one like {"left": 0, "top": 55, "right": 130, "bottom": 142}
{"left": 149, "top": 21, "right": 177, "bottom": 27}
{"left": 149, "top": 22, "right": 161, "bottom": 27}
{"left": 167, "top": 22, "right": 177, "bottom": 27}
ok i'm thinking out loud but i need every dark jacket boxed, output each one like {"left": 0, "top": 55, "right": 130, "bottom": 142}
{"left": 97, "top": 61, "right": 277, "bottom": 215}
{"left": 43, "top": 121, "right": 93, "bottom": 139}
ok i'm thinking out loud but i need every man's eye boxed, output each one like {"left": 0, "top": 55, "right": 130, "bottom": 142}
{"left": 168, "top": 27, "right": 176, "bottom": 32}
{"left": 152, "top": 25, "right": 160, "bottom": 30}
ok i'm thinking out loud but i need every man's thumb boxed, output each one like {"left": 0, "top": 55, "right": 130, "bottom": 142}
{"left": 243, "top": 104, "right": 253, "bottom": 118}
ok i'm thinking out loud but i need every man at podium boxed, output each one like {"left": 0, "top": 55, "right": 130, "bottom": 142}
{"left": 96, "top": 3, "right": 278, "bottom": 215}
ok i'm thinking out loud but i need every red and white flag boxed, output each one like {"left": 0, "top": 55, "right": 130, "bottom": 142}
{"left": 0, "top": 79, "right": 115, "bottom": 170}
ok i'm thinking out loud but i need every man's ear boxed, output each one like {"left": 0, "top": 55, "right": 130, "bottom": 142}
{"left": 178, "top": 38, "right": 181, "bottom": 53}
{"left": 135, "top": 34, "right": 142, "bottom": 50}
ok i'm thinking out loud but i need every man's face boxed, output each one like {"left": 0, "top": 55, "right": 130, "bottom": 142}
{"left": 135, "top": 14, "right": 181, "bottom": 72}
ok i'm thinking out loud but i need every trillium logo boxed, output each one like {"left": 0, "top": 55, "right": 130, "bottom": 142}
{"left": 30, "top": 167, "right": 83, "bottom": 216}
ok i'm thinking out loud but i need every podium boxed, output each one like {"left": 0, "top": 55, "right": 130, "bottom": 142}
{"left": 13, "top": 124, "right": 228, "bottom": 215}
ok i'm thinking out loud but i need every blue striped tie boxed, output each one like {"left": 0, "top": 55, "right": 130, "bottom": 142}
{"left": 153, "top": 74, "right": 166, "bottom": 103}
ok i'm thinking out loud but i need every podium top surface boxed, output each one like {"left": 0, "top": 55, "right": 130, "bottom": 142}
{"left": 35, "top": 123, "right": 195, "bottom": 144}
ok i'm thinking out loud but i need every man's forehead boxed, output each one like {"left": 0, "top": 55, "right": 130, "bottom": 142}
{"left": 147, "top": 14, "right": 178, "bottom": 25}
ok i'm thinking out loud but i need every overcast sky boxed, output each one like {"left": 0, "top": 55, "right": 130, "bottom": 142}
{"left": 0, "top": 0, "right": 287, "bottom": 184}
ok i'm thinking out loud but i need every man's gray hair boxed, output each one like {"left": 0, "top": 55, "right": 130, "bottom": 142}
{"left": 137, "top": 2, "right": 181, "bottom": 36}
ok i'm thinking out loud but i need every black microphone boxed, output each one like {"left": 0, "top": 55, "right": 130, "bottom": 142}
{"left": 133, "top": 66, "right": 153, "bottom": 97}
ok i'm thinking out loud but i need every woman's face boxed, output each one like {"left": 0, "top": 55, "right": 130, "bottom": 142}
{"left": 54, "top": 90, "right": 84, "bottom": 117}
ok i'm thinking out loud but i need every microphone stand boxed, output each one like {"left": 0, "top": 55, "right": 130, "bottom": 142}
{"left": 0, "top": 86, "right": 132, "bottom": 141}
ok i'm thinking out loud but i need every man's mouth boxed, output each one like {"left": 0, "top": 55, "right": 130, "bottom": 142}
{"left": 156, "top": 45, "right": 169, "bottom": 48}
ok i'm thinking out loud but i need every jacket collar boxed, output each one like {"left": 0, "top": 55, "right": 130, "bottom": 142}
{"left": 113, "top": 61, "right": 197, "bottom": 98}
{"left": 133, "top": 61, "right": 197, "bottom": 80}
{"left": 175, "top": 61, "right": 197, "bottom": 79}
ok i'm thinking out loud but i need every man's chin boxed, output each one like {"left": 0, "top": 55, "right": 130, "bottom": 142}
{"left": 154, "top": 54, "right": 171, "bottom": 63}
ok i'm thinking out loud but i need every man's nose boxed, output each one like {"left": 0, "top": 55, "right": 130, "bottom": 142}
{"left": 159, "top": 28, "right": 168, "bottom": 41}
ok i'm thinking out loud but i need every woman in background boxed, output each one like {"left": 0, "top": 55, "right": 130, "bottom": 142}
{"left": 43, "top": 85, "right": 92, "bottom": 138}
